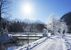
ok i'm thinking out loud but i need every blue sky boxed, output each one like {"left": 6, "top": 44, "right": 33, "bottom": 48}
{"left": 9, "top": 0, "right": 71, "bottom": 23}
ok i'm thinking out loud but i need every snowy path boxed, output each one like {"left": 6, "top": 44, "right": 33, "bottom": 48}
{"left": 15, "top": 35, "right": 71, "bottom": 50}
{"left": 32, "top": 38, "right": 67, "bottom": 50}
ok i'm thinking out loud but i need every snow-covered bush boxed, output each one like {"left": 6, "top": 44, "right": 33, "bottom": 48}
{"left": 47, "top": 18, "right": 68, "bottom": 35}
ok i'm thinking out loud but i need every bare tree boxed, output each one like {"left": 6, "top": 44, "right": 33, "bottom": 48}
{"left": 0, "top": 0, "right": 11, "bottom": 21}
{"left": 0, "top": 0, "right": 11, "bottom": 35}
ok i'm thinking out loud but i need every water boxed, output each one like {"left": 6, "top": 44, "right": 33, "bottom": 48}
{"left": 0, "top": 41, "right": 26, "bottom": 50}
{"left": 6, "top": 39, "right": 39, "bottom": 50}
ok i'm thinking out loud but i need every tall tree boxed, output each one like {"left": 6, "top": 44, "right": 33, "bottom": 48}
{"left": 0, "top": 0, "right": 11, "bottom": 35}
{"left": 60, "top": 12, "right": 71, "bottom": 33}
{"left": 0, "top": 0, "right": 10, "bottom": 21}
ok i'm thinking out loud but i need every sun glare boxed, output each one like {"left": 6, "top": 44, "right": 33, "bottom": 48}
{"left": 19, "top": 2, "right": 35, "bottom": 20}
{"left": 20, "top": 3, "right": 33, "bottom": 16}
{"left": 24, "top": 3, "right": 32, "bottom": 14}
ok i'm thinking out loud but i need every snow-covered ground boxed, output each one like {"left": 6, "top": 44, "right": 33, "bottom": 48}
{"left": 14, "top": 34, "right": 71, "bottom": 50}
{"left": 32, "top": 38, "right": 67, "bottom": 50}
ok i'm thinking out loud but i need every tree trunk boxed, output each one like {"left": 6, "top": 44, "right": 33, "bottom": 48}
{"left": 0, "top": 0, "right": 2, "bottom": 21}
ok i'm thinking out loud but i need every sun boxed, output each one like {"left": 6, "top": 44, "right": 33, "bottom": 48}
{"left": 20, "top": 2, "right": 33, "bottom": 16}
{"left": 19, "top": 2, "right": 35, "bottom": 20}
{"left": 24, "top": 3, "right": 32, "bottom": 15}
